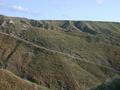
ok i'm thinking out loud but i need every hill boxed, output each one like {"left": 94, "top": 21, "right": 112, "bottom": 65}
{"left": 0, "top": 69, "right": 49, "bottom": 90}
{"left": 0, "top": 15, "right": 120, "bottom": 90}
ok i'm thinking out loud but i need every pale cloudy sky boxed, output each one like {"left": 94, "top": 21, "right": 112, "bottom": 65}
{"left": 0, "top": 0, "right": 120, "bottom": 22}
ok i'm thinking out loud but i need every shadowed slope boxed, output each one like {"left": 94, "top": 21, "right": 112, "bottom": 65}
{"left": 90, "top": 77, "right": 120, "bottom": 90}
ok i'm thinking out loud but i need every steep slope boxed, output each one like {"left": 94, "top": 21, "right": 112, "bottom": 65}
{"left": 0, "top": 69, "right": 49, "bottom": 90}
{"left": 0, "top": 15, "right": 120, "bottom": 90}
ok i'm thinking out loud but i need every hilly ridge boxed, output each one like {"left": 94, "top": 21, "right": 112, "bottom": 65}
{"left": 0, "top": 15, "right": 120, "bottom": 90}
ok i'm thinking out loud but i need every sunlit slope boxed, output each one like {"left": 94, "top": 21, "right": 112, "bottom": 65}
{"left": 0, "top": 69, "right": 49, "bottom": 90}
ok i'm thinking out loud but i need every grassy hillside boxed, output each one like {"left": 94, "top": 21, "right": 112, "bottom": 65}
{"left": 0, "top": 15, "right": 120, "bottom": 90}
{"left": 0, "top": 69, "right": 49, "bottom": 90}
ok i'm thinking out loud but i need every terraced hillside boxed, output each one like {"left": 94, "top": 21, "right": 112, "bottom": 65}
{"left": 0, "top": 15, "right": 120, "bottom": 90}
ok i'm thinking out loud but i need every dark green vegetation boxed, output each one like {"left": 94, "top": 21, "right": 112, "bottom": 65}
{"left": 91, "top": 77, "right": 120, "bottom": 90}
{"left": 0, "top": 15, "right": 120, "bottom": 90}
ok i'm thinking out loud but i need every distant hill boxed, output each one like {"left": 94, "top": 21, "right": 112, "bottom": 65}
{"left": 0, "top": 15, "right": 120, "bottom": 90}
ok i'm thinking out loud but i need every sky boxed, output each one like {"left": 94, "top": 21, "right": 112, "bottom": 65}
{"left": 0, "top": 0, "right": 120, "bottom": 21}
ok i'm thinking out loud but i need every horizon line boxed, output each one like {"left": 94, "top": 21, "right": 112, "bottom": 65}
{"left": 1, "top": 14, "right": 120, "bottom": 23}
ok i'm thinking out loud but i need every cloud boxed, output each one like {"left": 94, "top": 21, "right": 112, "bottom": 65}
{"left": 96, "top": 0, "right": 105, "bottom": 5}
{"left": 0, "top": 3, "right": 3, "bottom": 6}
{"left": 0, "top": 0, "right": 3, "bottom": 2}
{"left": 0, "top": 0, "right": 4, "bottom": 6}
{"left": 12, "top": 5, "right": 30, "bottom": 13}
{"left": 0, "top": 2, "right": 39, "bottom": 15}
